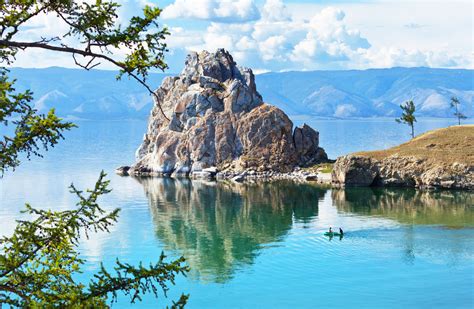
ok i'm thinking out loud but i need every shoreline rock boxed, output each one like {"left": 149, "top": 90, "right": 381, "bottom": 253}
{"left": 331, "top": 126, "right": 474, "bottom": 191}
{"left": 332, "top": 155, "right": 473, "bottom": 190}
{"left": 126, "top": 49, "right": 329, "bottom": 178}
{"left": 115, "top": 165, "right": 130, "bottom": 176}
{"left": 115, "top": 164, "right": 329, "bottom": 184}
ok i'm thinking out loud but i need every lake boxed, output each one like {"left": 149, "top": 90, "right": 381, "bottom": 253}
{"left": 1, "top": 118, "right": 473, "bottom": 308}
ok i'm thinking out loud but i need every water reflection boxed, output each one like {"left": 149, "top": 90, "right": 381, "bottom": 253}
{"left": 135, "top": 178, "right": 328, "bottom": 282}
{"left": 332, "top": 187, "right": 474, "bottom": 267}
{"left": 332, "top": 188, "right": 473, "bottom": 227}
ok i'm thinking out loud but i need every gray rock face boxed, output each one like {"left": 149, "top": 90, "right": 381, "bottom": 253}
{"left": 293, "top": 124, "right": 328, "bottom": 166}
{"left": 332, "top": 155, "right": 474, "bottom": 190}
{"left": 331, "top": 156, "right": 379, "bottom": 186}
{"left": 129, "top": 49, "right": 328, "bottom": 177}
{"left": 115, "top": 166, "right": 131, "bottom": 176}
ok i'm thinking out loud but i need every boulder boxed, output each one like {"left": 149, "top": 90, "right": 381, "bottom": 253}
{"left": 293, "top": 124, "right": 328, "bottom": 166}
{"left": 332, "top": 156, "right": 378, "bottom": 186}
{"left": 304, "top": 174, "right": 318, "bottom": 181}
{"left": 232, "top": 174, "right": 245, "bottom": 182}
{"left": 128, "top": 49, "right": 328, "bottom": 177}
{"left": 115, "top": 166, "right": 130, "bottom": 176}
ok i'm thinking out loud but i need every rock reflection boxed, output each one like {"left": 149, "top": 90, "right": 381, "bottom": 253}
{"left": 332, "top": 188, "right": 473, "bottom": 227}
{"left": 332, "top": 187, "right": 474, "bottom": 266}
{"left": 135, "top": 178, "right": 327, "bottom": 282}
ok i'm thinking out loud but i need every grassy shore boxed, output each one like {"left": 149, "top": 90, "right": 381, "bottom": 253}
{"left": 302, "top": 162, "right": 334, "bottom": 174}
{"left": 355, "top": 125, "right": 474, "bottom": 165}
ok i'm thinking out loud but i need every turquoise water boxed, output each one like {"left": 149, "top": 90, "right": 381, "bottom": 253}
{"left": 1, "top": 119, "right": 473, "bottom": 308}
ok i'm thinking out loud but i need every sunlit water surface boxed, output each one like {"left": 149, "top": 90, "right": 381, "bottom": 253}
{"left": 1, "top": 119, "right": 473, "bottom": 308}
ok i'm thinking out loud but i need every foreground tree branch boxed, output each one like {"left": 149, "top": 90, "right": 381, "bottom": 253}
{"left": 0, "top": 172, "right": 189, "bottom": 307}
{"left": 1, "top": 0, "right": 171, "bottom": 172}
{"left": 0, "top": 39, "right": 169, "bottom": 120}
{"left": 0, "top": 71, "right": 75, "bottom": 174}
{"left": 1, "top": 1, "right": 188, "bottom": 307}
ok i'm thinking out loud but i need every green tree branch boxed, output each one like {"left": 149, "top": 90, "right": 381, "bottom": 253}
{"left": 0, "top": 172, "right": 189, "bottom": 307}
{"left": 1, "top": 1, "right": 188, "bottom": 307}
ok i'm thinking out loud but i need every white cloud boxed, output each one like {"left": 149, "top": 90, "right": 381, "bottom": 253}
{"left": 169, "top": 4, "right": 373, "bottom": 70}
{"left": 253, "top": 68, "right": 271, "bottom": 74}
{"left": 162, "top": 0, "right": 260, "bottom": 23}
{"left": 261, "top": 0, "right": 291, "bottom": 22}
{"left": 9, "top": 0, "right": 157, "bottom": 69}
{"left": 259, "top": 35, "right": 287, "bottom": 61}
{"left": 290, "top": 7, "right": 370, "bottom": 66}
{"left": 404, "top": 23, "right": 425, "bottom": 29}
{"left": 6, "top": 0, "right": 473, "bottom": 72}
{"left": 358, "top": 47, "right": 473, "bottom": 69}
{"left": 167, "top": 27, "right": 204, "bottom": 49}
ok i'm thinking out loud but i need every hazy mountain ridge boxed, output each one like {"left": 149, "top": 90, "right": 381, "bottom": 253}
{"left": 8, "top": 66, "right": 473, "bottom": 119}
{"left": 256, "top": 67, "right": 474, "bottom": 118}
{"left": 9, "top": 67, "right": 170, "bottom": 120}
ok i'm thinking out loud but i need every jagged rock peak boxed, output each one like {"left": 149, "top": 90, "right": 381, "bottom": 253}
{"left": 181, "top": 49, "right": 258, "bottom": 90}
{"left": 147, "top": 48, "right": 263, "bottom": 132}
{"left": 128, "top": 49, "right": 328, "bottom": 177}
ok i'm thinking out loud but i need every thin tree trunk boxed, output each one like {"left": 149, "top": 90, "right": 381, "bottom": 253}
{"left": 411, "top": 124, "right": 414, "bottom": 138}
{"left": 456, "top": 104, "right": 460, "bottom": 125}
{"left": 0, "top": 39, "right": 170, "bottom": 121}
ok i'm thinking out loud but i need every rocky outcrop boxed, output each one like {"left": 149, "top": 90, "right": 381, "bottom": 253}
{"left": 127, "top": 49, "right": 327, "bottom": 177}
{"left": 331, "top": 156, "right": 379, "bottom": 187}
{"left": 332, "top": 155, "right": 473, "bottom": 190}
{"left": 332, "top": 126, "right": 474, "bottom": 190}
{"left": 293, "top": 124, "right": 327, "bottom": 167}
{"left": 115, "top": 165, "right": 130, "bottom": 176}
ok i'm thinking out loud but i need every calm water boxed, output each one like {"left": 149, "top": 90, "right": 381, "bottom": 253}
{"left": 1, "top": 118, "right": 473, "bottom": 308}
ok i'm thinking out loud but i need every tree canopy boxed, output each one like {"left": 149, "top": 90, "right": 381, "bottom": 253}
{"left": 450, "top": 96, "right": 467, "bottom": 125}
{"left": 1, "top": 0, "right": 170, "bottom": 173}
{"left": 0, "top": 172, "right": 189, "bottom": 307}
{"left": 396, "top": 100, "right": 417, "bottom": 138}
{"left": 1, "top": 1, "right": 189, "bottom": 307}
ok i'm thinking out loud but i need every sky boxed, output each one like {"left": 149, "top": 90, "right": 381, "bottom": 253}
{"left": 10, "top": 0, "right": 474, "bottom": 73}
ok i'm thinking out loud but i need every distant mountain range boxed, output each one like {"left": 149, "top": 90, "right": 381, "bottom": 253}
{"left": 9, "top": 67, "right": 170, "bottom": 120}
{"left": 257, "top": 67, "right": 474, "bottom": 118}
{"left": 8, "top": 66, "right": 473, "bottom": 119}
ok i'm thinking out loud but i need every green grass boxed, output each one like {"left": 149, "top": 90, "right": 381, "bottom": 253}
{"left": 302, "top": 163, "right": 333, "bottom": 174}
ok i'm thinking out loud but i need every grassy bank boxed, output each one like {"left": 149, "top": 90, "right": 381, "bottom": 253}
{"left": 355, "top": 125, "right": 474, "bottom": 165}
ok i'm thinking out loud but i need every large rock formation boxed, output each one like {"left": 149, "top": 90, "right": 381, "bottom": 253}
{"left": 128, "top": 49, "right": 327, "bottom": 177}
{"left": 332, "top": 126, "right": 474, "bottom": 190}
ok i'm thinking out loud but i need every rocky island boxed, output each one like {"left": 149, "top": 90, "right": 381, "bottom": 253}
{"left": 332, "top": 125, "right": 474, "bottom": 190}
{"left": 117, "top": 49, "right": 472, "bottom": 190}
{"left": 117, "top": 49, "right": 328, "bottom": 181}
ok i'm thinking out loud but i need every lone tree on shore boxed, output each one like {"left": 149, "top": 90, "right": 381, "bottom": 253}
{"left": 396, "top": 100, "right": 417, "bottom": 138}
{"left": 450, "top": 96, "right": 467, "bottom": 125}
{"left": 1, "top": 1, "right": 188, "bottom": 307}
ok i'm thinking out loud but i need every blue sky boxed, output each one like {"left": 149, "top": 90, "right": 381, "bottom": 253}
{"left": 12, "top": 0, "right": 474, "bottom": 73}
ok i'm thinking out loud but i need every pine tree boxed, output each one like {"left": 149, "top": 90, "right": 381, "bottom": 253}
{"left": 450, "top": 96, "right": 467, "bottom": 125}
{"left": 396, "top": 100, "right": 417, "bottom": 138}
